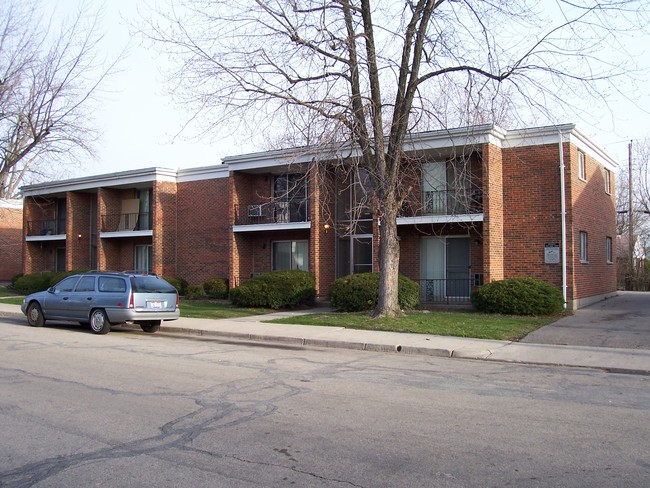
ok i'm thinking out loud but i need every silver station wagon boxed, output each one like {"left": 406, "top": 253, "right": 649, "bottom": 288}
{"left": 21, "top": 271, "right": 180, "bottom": 334}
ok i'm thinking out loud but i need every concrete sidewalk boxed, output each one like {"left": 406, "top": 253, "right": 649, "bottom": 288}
{"left": 2, "top": 301, "right": 649, "bottom": 374}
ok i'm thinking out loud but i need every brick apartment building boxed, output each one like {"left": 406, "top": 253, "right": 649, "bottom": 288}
{"left": 0, "top": 199, "right": 23, "bottom": 281}
{"left": 20, "top": 124, "right": 618, "bottom": 309}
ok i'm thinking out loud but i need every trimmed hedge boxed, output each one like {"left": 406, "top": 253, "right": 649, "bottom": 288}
{"left": 186, "top": 284, "right": 206, "bottom": 300}
{"left": 164, "top": 277, "right": 189, "bottom": 296}
{"left": 203, "top": 278, "right": 229, "bottom": 299}
{"left": 14, "top": 270, "right": 87, "bottom": 295}
{"left": 230, "top": 270, "right": 315, "bottom": 309}
{"left": 471, "top": 277, "right": 564, "bottom": 316}
{"left": 329, "top": 272, "right": 420, "bottom": 312}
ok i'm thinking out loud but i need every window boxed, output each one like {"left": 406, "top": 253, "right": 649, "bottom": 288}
{"left": 98, "top": 276, "right": 127, "bottom": 293}
{"left": 273, "top": 174, "right": 308, "bottom": 222}
{"left": 606, "top": 236, "right": 613, "bottom": 263}
{"left": 337, "top": 236, "right": 373, "bottom": 277}
{"left": 272, "top": 240, "right": 308, "bottom": 271}
{"left": 136, "top": 189, "right": 152, "bottom": 230}
{"left": 75, "top": 276, "right": 96, "bottom": 292}
{"left": 134, "top": 245, "right": 153, "bottom": 273}
{"left": 578, "top": 151, "right": 586, "bottom": 181}
{"left": 604, "top": 168, "right": 611, "bottom": 194}
{"left": 579, "top": 231, "right": 588, "bottom": 263}
{"left": 53, "top": 276, "right": 80, "bottom": 293}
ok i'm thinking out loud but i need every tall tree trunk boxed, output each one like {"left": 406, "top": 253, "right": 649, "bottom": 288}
{"left": 373, "top": 204, "right": 402, "bottom": 317}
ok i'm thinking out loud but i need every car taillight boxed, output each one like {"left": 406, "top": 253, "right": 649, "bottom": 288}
{"left": 176, "top": 294, "right": 179, "bottom": 309}
{"left": 129, "top": 292, "right": 134, "bottom": 309}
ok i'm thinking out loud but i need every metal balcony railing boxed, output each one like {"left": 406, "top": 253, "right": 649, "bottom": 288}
{"left": 400, "top": 188, "right": 483, "bottom": 217}
{"left": 26, "top": 219, "right": 66, "bottom": 236}
{"left": 101, "top": 212, "right": 151, "bottom": 232}
{"left": 235, "top": 200, "right": 309, "bottom": 226}
{"left": 419, "top": 279, "right": 477, "bottom": 304}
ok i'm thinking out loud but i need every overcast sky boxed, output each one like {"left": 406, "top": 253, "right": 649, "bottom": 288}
{"left": 45, "top": 0, "right": 650, "bottom": 178}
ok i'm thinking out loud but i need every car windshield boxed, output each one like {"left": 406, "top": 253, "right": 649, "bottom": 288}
{"left": 131, "top": 276, "right": 176, "bottom": 294}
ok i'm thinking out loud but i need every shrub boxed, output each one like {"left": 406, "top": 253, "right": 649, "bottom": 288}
{"left": 471, "top": 277, "right": 564, "bottom": 316}
{"left": 164, "top": 277, "right": 189, "bottom": 296}
{"left": 13, "top": 270, "right": 88, "bottom": 295}
{"left": 186, "top": 284, "right": 206, "bottom": 300}
{"left": 329, "top": 272, "right": 420, "bottom": 312}
{"left": 9, "top": 273, "right": 23, "bottom": 290}
{"left": 203, "top": 278, "right": 229, "bottom": 299}
{"left": 230, "top": 270, "right": 315, "bottom": 309}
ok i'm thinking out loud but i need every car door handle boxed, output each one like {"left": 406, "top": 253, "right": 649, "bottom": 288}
{"left": 86, "top": 297, "right": 93, "bottom": 301}
{"left": 63, "top": 297, "right": 70, "bottom": 301}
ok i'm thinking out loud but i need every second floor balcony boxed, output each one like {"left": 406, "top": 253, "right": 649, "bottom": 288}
{"left": 101, "top": 212, "right": 151, "bottom": 233}
{"left": 26, "top": 219, "right": 66, "bottom": 237}
{"left": 400, "top": 188, "right": 483, "bottom": 219}
{"left": 235, "top": 200, "right": 310, "bottom": 226}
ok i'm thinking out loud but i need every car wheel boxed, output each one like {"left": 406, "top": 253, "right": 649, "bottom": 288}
{"left": 90, "top": 309, "right": 111, "bottom": 335}
{"left": 27, "top": 302, "right": 45, "bottom": 327}
{"left": 140, "top": 320, "right": 161, "bottom": 333}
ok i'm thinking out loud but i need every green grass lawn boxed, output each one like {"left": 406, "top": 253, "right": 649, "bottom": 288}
{"left": 179, "top": 299, "right": 273, "bottom": 319}
{"left": 267, "top": 310, "right": 561, "bottom": 341}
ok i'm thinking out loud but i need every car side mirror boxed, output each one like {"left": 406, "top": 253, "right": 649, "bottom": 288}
{"left": 47, "top": 287, "right": 55, "bottom": 294}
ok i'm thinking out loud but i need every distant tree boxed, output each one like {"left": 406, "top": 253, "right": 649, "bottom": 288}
{"left": 0, "top": 0, "right": 120, "bottom": 198}
{"left": 143, "top": 0, "right": 647, "bottom": 317}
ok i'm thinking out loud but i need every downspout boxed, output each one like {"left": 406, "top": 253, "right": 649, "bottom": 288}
{"left": 558, "top": 130, "right": 568, "bottom": 309}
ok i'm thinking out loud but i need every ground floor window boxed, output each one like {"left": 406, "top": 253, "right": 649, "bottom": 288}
{"left": 336, "top": 236, "right": 373, "bottom": 277}
{"left": 606, "top": 236, "right": 613, "bottom": 264}
{"left": 272, "top": 240, "right": 308, "bottom": 271}
{"left": 134, "top": 245, "right": 153, "bottom": 273}
{"left": 579, "top": 231, "right": 588, "bottom": 263}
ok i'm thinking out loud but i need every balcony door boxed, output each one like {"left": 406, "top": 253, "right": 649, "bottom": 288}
{"left": 420, "top": 237, "right": 470, "bottom": 301}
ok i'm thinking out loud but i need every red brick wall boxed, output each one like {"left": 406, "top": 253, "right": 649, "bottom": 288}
{"left": 565, "top": 145, "right": 617, "bottom": 301}
{"left": 67, "top": 192, "right": 92, "bottom": 270}
{"left": 176, "top": 178, "right": 230, "bottom": 284}
{"left": 0, "top": 203, "right": 23, "bottom": 280}
{"left": 153, "top": 181, "right": 178, "bottom": 277}
{"left": 482, "top": 143, "right": 505, "bottom": 283}
{"left": 501, "top": 144, "right": 564, "bottom": 288}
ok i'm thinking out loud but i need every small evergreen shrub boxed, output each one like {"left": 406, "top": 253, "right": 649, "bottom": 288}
{"left": 471, "top": 277, "right": 564, "bottom": 316}
{"left": 14, "top": 270, "right": 87, "bottom": 295}
{"left": 203, "top": 278, "right": 229, "bottom": 299}
{"left": 9, "top": 273, "right": 23, "bottom": 290}
{"left": 164, "top": 277, "right": 189, "bottom": 296}
{"left": 230, "top": 270, "right": 315, "bottom": 309}
{"left": 186, "top": 284, "right": 206, "bottom": 300}
{"left": 329, "top": 272, "right": 420, "bottom": 312}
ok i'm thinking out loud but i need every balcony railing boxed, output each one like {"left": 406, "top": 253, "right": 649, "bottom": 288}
{"left": 419, "top": 279, "right": 477, "bottom": 304}
{"left": 26, "top": 219, "right": 66, "bottom": 236}
{"left": 235, "top": 200, "right": 309, "bottom": 226}
{"left": 101, "top": 212, "right": 151, "bottom": 232}
{"left": 401, "top": 188, "right": 483, "bottom": 217}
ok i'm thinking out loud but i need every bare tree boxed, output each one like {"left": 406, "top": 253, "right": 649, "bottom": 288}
{"left": 143, "top": 0, "right": 647, "bottom": 317}
{"left": 0, "top": 0, "right": 121, "bottom": 198}
{"left": 617, "top": 138, "right": 650, "bottom": 288}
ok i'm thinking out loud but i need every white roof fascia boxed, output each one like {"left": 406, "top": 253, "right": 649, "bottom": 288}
{"left": 177, "top": 164, "right": 229, "bottom": 183}
{"left": 21, "top": 167, "right": 178, "bottom": 197}
{"left": 502, "top": 124, "right": 619, "bottom": 171}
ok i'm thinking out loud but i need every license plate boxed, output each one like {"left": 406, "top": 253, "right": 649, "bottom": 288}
{"left": 148, "top": 300, "right": 163, "bottom": 309}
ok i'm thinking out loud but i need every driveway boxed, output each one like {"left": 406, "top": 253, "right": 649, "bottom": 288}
{"left": 521, "top": 291, "right": 650, "bottom": 349}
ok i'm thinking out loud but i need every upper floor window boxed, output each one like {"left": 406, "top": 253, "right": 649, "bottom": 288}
{"left": 606, "top": 236, "right": 613, "bottom": 264}
{"left": 578, "top": 151, "right": 586, "bottom": 181}
{"left": 579, "top": 231, "right": 588, "bottom": 263}
{"left": 604, "top": 168, "right": 611, "bottom": 194}
{"left": 274, "top": 174, "right": 308, "bottom": 223}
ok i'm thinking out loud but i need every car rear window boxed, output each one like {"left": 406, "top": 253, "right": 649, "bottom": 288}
{"left": 130, "top": 276, "right": 177, "bottom": 293}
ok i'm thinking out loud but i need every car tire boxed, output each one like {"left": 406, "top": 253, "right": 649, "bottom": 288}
{"left": 89, "top": 309, "right": 111, "bottom": 335}
{"left": 27, "top": 302, "right": 45, "bottom": 327}
{"left": 140, "top": 321, "right": 161, "bottom": 333}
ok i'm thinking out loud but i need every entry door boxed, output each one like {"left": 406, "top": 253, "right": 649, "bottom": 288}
{"left": 446, "top": 238, "right": 470, "bottom": 297}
